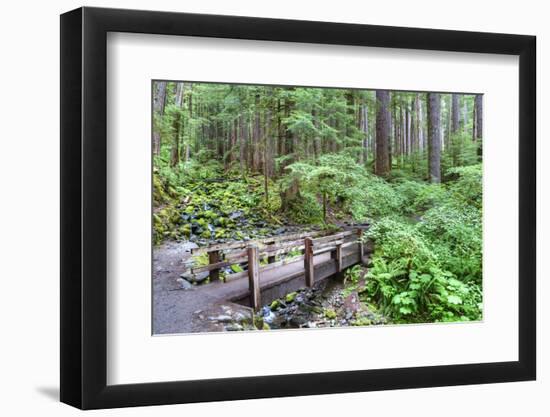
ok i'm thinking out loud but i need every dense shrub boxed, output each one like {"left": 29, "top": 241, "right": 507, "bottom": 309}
{"left": 284, "top": 192, "right": 324, "bottom": 224}
{"left": 359, "top": 164, "right": 483, "bottom": 323}
{"left": 361, "top": 216, "right": 482, "bottom": 323}
{"left": 446, "top": 164, "right": 482, "bottom": 209}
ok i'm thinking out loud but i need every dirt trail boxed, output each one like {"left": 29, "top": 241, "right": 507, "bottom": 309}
{"left": 153, "top": 240, "right": 252, "bottom": 334}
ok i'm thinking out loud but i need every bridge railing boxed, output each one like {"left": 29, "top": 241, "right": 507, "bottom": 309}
{"left": 187, "top": 230, "right": 324, "bottom": 282}
{"left": 187, "top": 226, "right": 370, "bottom": 310}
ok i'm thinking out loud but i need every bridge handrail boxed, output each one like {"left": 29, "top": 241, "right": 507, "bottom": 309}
{"left": 190, "top": 230, "right": 324, "bottom": 255}
{"left": 185, "top": 226, "right": 370, "bottom": 310}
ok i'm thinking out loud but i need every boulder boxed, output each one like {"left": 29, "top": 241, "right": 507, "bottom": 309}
{"left": 180, "top": 271, "right": 209, "bottom": 284}
{"left": 175, "top": 277, "right": 193, "bottom": 290}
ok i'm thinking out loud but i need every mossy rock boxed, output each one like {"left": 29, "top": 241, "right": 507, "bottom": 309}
{"left": 179, "top": 224, "right": 191, "bottom": 238}
{"left": 203, "top": 210, "right": 217, "bottom": 220}
{"left": 285, "top": 292, "right": 297, "bottom": 303}
{"left": 324, "top": 308, "right": 337, "bottom": 320}
{"left": 215, "top": 228, "right": 228, "bottom": 239}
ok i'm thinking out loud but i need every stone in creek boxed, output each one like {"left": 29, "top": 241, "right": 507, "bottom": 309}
{"left": 343, "top": 292, "right": 361, "bottom": 315}
{"left": 289, "top": 314, "right": 309, "bottom": 327}
{"left": 229, "top": 210, "right": 243, "bottom": 220}
{"left": 233, "top": 312, "right": 250, "bottom": 323}
{"left": 261, "top": 307, "right": 276, "bottom": 324}
{"left": 177, "top": 241, "right": 198, "bottom": 253}
{"left": 225, "top": 323, "right": 244, "bottom": 331}
{"left": 176, "top": 278, "right": 193, "bottom": 290}
{"left": 180, "top": 271, "right": 209, "bottom": 284}
{"left": 211, "top": 314, "right": 233, "bottom": 322}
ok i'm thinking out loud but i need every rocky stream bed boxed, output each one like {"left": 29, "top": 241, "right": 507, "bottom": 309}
{"left": 198, "top": 278, "right": 387, "bottom": 332}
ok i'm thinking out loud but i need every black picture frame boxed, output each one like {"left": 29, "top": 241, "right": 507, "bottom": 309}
{"left": 60, "top": 6, "right": 536, "bottom": 410}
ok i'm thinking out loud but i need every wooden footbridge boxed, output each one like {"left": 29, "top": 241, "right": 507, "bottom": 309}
{"left": 186, "top": 226, "right": 371, "bottom": 311}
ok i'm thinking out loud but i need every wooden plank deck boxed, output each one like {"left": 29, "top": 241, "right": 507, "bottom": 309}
{"left": 195, "top": 243, "right": 361, "bottom": 306}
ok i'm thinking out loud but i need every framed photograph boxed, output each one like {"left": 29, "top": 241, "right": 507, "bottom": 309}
{"left": 60, "top": 6, "right": 536, "bottom": 409}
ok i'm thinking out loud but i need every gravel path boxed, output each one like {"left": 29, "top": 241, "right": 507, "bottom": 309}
{"left": 153, "top": 240, "right": 252, "bottom": 334}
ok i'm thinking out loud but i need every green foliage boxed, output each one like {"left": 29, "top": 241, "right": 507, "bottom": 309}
{"left": 419, "top": 204, "right": 482, "bottom": 283}
{"left": 282, "top": 153, "right": 404, "bottom": 223}
{"left": 152, "top": 81, "right": 483, "bottom": 326}
{"left": 284, "top": 192, "right": 324, "bottom": 224}
{"left": 446, "top": 164, "right": 483, "bottom": 209}
{"left": 360, "top": 165, "right": 483, "bottom": 322}
{"left": 392, "top": 180, "right": 447, "bottom": 214}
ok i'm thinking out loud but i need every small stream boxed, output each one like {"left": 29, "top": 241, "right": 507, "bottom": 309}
{"left": 258, "top": 278, "right": 387, "bottom": 330}
{"left": 202, "top": 277, "right": 387, "bottom": 332}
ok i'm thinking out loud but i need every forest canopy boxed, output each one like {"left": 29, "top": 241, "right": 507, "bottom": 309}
{"left": 152, "top": 81, "right": 483, "bottom": 327}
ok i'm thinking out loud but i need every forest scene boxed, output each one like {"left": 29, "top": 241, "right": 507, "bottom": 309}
{"left": 152, "top": 81, "right": 483, "bottom": 335}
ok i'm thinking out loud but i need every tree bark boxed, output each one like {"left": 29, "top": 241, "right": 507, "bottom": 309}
{"left": 427, "top": 93, "right": 441, "bottom": 183}
{"left": 451, "top": 93, "right": 460, "bottom": 134}
{"left": 475, "top": 94, "right": 483, "bottom": 140}
{"left": 375, "top": 90, "right": 391, "bottom": 176}
{"left": 463, "top": 97, "right": 468, "bottom": 133}
{"left": 170, "top": 83, "right": 184, "bottom": 167}
{"left": 152, "top": 81, "right": 167, "bottom": 155}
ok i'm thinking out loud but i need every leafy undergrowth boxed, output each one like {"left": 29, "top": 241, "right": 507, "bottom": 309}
{"left": 352, "top": 164, "right": 483, "bottom": 323}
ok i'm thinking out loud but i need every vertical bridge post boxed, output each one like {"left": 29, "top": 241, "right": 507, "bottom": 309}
{"left": 357, "top": 229, "right": 365, "bottom": 265}
{"left": 267, "top": 240, "right": 276, "bottom": 264}
{"left": 247, "top": 245, "right": 261, "bottom": 311}
{"left": 304, "top": 237, "right": 314, "bottom": 287}
{"left": 208, "top": 250, "right": 220, "bottom": 281}
{"left": 334, "top": 242, "right": 342, "bottom": 273}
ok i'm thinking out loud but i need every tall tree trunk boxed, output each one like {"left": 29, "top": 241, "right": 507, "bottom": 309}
{"left": 417, "top": 93, "right": 425, "bottom": 153}
{"left": 427, "top": 93, "right": 441, "bottom": 183}
{"left": 253, "top": 95, "right": 261, "bottom": 172}
{"left": 277, "top": 99, "right": 284, "bottom": 175}
{"left": 239, "top": 114, "right": 245, "bottom": 176}
{"left": 475, "top": 94, "right": 483, "bottom": 140}
{"left": 451, "top": 93, "right": 460, "bottom": 134}
{"left": 375, "top": 90, "right": 391, "bottom": 176}
{"left": 170, "top": 83, "right": 184, "bottom": 167}
{"left": 187, "top": 83, "right": 194, "bottom": 156}
{"left": 361, "top": 102, "right": 369, "bottom": 165}
{"left": 462, "top": 97, "right": 468, "bottom": 133}
{"left": 412, "top": 94, "right": 420, "bottom": 172}
{"left": 263, "top": 92, "right": 272, "bottom": 203}
{"left": 407, "top": 103, "right": 412, "bottom": 157}
{"left": 312, "top": 108, "right": 320, "bottom": 161}
{"left": 152, "top": 81, "right": 167, "bottom": 155}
